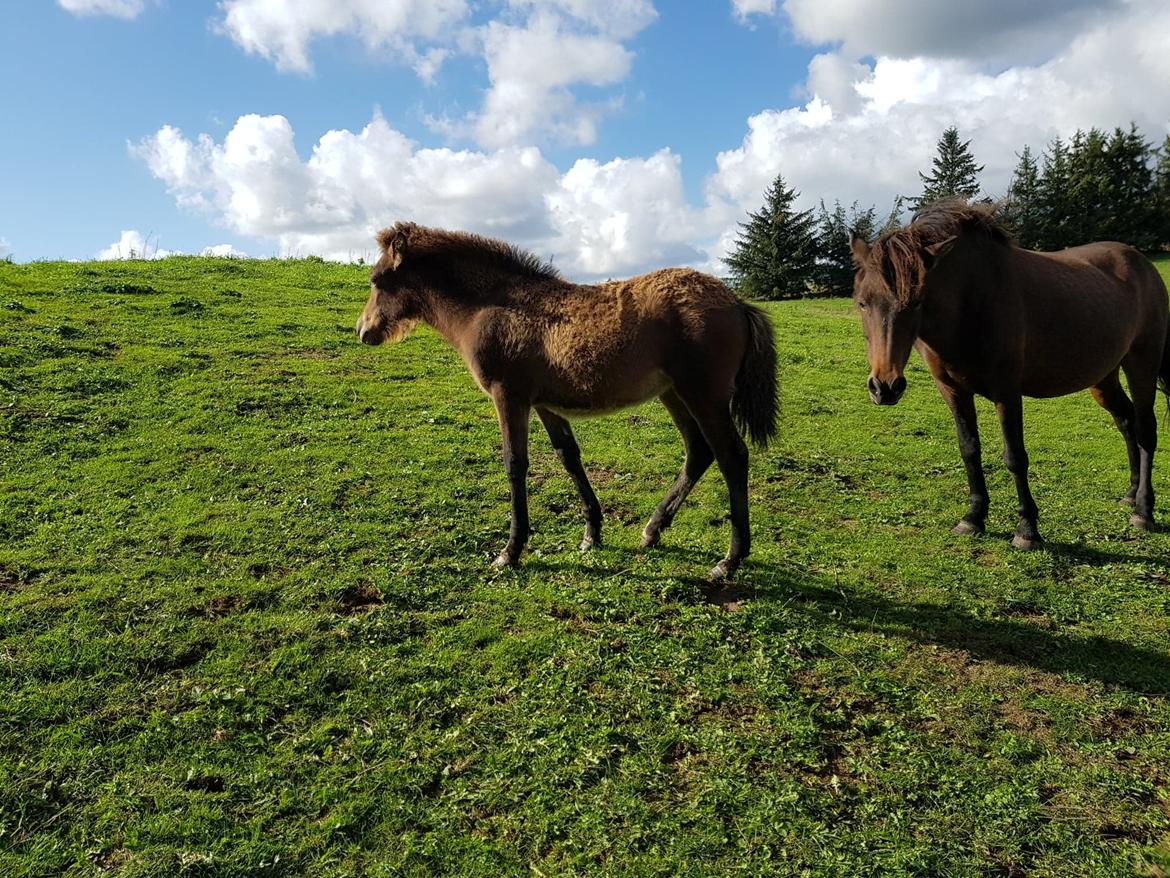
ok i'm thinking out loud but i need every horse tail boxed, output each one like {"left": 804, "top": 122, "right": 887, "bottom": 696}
{"left": 1160, "top": 320, "right": 1170, "bottom": 419}
{"left": 731, "top": 303, "right": 779, "bottom": 448}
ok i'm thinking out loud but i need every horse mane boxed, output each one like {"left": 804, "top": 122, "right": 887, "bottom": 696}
{"left": 376, "top": 222, "right": 561, "bottom": 281}
{"left": 870, "top": 199, "right": 1012, "bottom": 305}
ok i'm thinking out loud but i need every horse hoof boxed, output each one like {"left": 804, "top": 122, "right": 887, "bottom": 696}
{"left": 1011, "top": 535, "right": 1043, "bottom": 551}
{"left": 952, "top": 519, "right": 984, "bottom": 537}
{"left": 492, "top": 552, "right": 519, "bottom": 568}
{"left": 1129, "top": 514, "right": 1153, "bottom": 532}
{"left": 1120, "top": 495, "right": 1137, "bottom": 508}
{"left": 708, "top": 561, "right": 736, "bottom": 583}
{"left": 579, "top": 536, "right": 599, "bottom": 552}
{"left": 641, "top": 527, "right": 660, "bottom": 549}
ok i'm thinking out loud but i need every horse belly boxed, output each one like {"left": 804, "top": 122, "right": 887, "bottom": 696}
{"left": 542, "top": 369, "right": 672, "bottom": 419}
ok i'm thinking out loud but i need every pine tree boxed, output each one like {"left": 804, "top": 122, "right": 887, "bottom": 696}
{"left": 725, "top": 174, "right": 818, "bottom": 299}
{"left": 814, "top": 200, "right": 877, "bottom": 295}
{"left": 1102, "top": 125, "right": 1156, "bottom": 249}
{"left": 1037, "top": 136, "right": 1072, "bottom": 250}
{"left": 1004, "top": 146, "right": 1043, "bottom": 249}
{"left": 915, "top": 126, "right": 984, "bottom": 209}
{"left": 1154, "top": 135, "right": 1170, "bottom": 250}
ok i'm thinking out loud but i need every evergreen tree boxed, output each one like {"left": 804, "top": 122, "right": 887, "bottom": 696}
{"left": 1003, "top": 146, "right": 1043, "bottom": 249}
{"left": 725, "top": 174, "right": 818, "bottom": 299}
{"left": 880, "top": 196, "right": 908, "bottom": 234}
{"left": 915, "top": 126, "right": 984, "bottom": 209}
{"left": 814, "top": 199, "right": 877, "bottom": 294}
{"left": 1102, "top": 125, "right": 1156, "bottom": 249}
{"left": 1154, "top": 135, "right": 1170, "bottom": 249}
{"left": 1037, "top": 136, "right": 1073, "bottom": 250}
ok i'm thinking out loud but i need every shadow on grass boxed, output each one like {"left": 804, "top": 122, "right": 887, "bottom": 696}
{"left": 525, "top": 547, "right": 1170, "bottom": 696}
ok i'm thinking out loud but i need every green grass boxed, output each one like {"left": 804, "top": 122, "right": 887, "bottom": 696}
{"left": 1, "top": 254, "right": 1169, "bottom": 877}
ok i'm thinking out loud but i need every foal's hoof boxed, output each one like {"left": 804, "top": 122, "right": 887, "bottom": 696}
{"left": 1119, "top": 495, "right": 1137, "bottom": 508}
{"left": 708, "top": 560, "right": 737, "bottom": 583}
{"left": 641, "top": 527, "right": 661, "bottom": 549}
{"left": 579, "top": 535, "right": 600, "bottom": 552}
{"left": 1129, "top": 513, "right": 1154, "bottom": 532}
{"left": 492, "top": 552, "right": 520, "bottom": 568}
{"left": 1011, "top": 534, "right": 1043, "bottom": 551}
{"left": 952, "top": 519, "right": 985, "bottom": 537}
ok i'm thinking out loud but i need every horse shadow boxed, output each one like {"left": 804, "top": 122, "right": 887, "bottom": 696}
{"left": 523, "top": 545, "right": 1170, "bottom": 696}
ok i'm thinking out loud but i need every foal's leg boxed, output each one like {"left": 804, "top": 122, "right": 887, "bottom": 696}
{"left": 995, "top": 394, "right": 1042, "bottom": 550}
{"left": 1120, "top": 360, "right": 1158, "bottom": 530}
{"left": 491, "top": 389, "right": 532, "bottom": 567}
{"left": 939, "top": 386, "right": 989, "bottom": 536}
{"left": 536, "top": 407, "right": 603, "bottom": 551}
{"left": 673, "top": 393, "right": 750, "bottom": 582}
{"left": 642, "top": 390, "right": 715, "bottom": 549}
{"left": 1089, "top": 370, "right": 1141, "bottom": 506}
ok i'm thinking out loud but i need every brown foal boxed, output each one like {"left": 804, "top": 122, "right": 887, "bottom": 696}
{"left": 355, "top": 223, "right": 779, "bottom": 580}
{"left": 852, "top": 200, "right": 1170, "bottom": 548}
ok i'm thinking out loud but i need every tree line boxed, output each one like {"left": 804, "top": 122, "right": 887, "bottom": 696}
{"left": 727, "top": 123, "right": 1170, "bottom": 299}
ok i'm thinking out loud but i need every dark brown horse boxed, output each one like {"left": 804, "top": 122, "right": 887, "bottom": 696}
{"left": 852, "top": 200, "right": 1170, "bottom": 548}
{"left": 355, "top": 223, "right": 778, "bottom": 580}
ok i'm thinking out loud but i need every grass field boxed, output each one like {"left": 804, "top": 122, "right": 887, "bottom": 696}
{"left": 1, "top": 254, "right": 1169, "bottom": 877}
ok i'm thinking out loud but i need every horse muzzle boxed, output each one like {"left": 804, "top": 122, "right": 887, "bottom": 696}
{"left": 355, "top": 317, "right": 383, "bottom": 345}
{"left": 868, "top": 375, "right": 906, "bottom": 406}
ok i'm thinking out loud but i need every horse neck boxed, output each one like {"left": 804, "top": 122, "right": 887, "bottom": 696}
{"left": 411, "top": 260, "right": 525, "bottom": 345}
{"left": 918, "top": 237, "right": 987, "bottom": 354}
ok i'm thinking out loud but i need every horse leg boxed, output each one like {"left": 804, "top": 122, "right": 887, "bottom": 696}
{"left": 940, "top": 387, "right": 989, "bottom": 536}
{"left": 642, "top": 390, "right": 715, "bottom": 549}
{"left": 491, "top": 390, "right": 531, "bottom": 567}
{"left": 536, "top": 407, "right": 603, "bottom": 551}
{"left": 672, "top": 392, "right": 750, "bottom": 582}
{"left": 1089, "top": 370, "right": 1141, "bottom": 507}
{"left": 995, "top": 394, "right": 1042, "bottom": 550}
{"left": 1120, "top": 359, "right": 1158, "bottom": 530}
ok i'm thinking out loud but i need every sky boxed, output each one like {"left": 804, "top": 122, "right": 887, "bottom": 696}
{"left": 2, "top": 0, "right": 1169, "bottom": 277}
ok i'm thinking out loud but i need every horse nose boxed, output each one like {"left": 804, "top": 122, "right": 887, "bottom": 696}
{"left": 868, "top": 375, "right": 906, "bottom": 406}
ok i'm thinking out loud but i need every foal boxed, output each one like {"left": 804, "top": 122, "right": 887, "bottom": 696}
{"left": 355, "top": 223, "right": 779, "bottom": 580}
{"left": 852, "top": 200, "right": 1170, "bottom": 548}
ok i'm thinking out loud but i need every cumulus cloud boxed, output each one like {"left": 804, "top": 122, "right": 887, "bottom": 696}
{"left": 731, "top": 0, "right": 776, "bottom": 23}
{"left": 215, "top": 0, "right": 654, "bottom": 148}
{"left": 711, "top": 0, "right": 1170, "bottom": 243}
{"left": 97, "top": 230, "right": 176, "bottom": 260}
{"left": 58, "top": 0, "right": 146, "bottom": 19}
{"left": 132, "top": 112, "right": 722, "bottom": 278}
{"left": 217, "top": 0, "right": 467, "bottom": 75}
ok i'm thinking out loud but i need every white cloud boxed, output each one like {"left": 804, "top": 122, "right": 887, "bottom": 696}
{"left": 0, "top": 238, "right": 11, "bottom": 260}
{"left": 731, "top": 0, "right": 776, "bottom": 23}
{"left": 710, "top": 0, "right": 1170, "bottom": 235}
{"left": 58, "top": 0, "right": 146, "bottom": 19}
{"left": 215, "top": 0, "right": 654, "bottom": 148}
{"left": 200, "top": 244, "right": 249, "bottom": 258}
{"left": 216, "top": 0, "right": 468, "bottom": 74}
{"left": 133, "top": 112, "right": 723, "bottom": 278}
{"left": 97, "top": 230, "right": 177, "bottom": 260}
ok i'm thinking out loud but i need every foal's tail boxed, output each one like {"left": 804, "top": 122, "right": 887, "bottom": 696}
{"left": 731, "top": 303, "right": 779, "bottom": 448}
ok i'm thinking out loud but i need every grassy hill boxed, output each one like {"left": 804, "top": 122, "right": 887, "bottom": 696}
{"left": 1, "top": 255, "right": 1168, "bottom": 877}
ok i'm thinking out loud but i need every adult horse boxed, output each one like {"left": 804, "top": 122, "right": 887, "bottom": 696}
{"left": 851, "top": 200, "right": 1170, "bottom": 548}
{"left": 355, "top": 222, "right": 778, "bottom": 580}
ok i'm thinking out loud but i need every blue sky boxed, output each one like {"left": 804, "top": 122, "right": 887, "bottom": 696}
{"left": 3, "top": 1, "right": 1168, "bottom": 275}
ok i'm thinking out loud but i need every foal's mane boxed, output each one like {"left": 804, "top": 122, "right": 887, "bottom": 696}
{"left": 377, "top": 222, "right": 561, "bottom": 281}
{"left": 870, "top": 199, "right": 1012, "bottom": 304}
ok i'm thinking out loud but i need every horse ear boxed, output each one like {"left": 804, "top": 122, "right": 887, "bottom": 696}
{"left": 850, "top": 231, "right": 870, "bottom": 266}
{"left": 923, "top": 236, "right": 957, "bottom": 269}
{"left": 375, "top": 224, "right": 413, "bottom": 270}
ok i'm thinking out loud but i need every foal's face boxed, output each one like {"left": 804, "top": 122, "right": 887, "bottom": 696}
{"left": 355, "top": 256, "right": 419, "bottom": 346}
{"left": 852, "top": 248, "right": 919, "bottom": 406}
